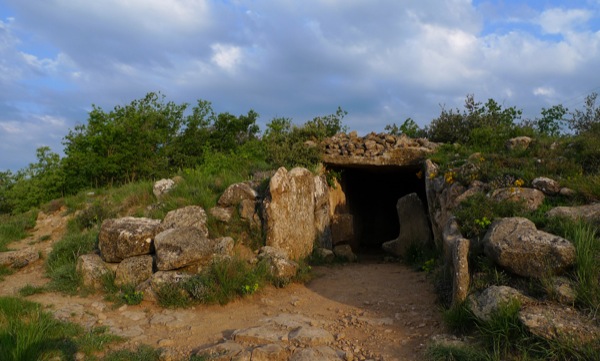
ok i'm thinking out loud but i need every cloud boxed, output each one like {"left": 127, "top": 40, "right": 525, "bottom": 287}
{"left": 1, "top": 0, "right": 600, "bottom": 171}
{"left": 537, "top": 8, "right": 592, "bottom": 34}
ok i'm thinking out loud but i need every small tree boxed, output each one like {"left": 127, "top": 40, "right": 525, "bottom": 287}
{"left": 569, "top": 92, "right": 600, "bottom": 134}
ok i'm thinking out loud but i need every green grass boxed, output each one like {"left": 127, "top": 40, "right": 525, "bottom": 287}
{"left": 0, "top": 211, "right": 37, "bottom": 251}
{"left": 0, "top": 296, "right": 122, "bottom": 360}
{"left": 45, "top": 225, "right": 99, "bottom": 294}
{"left": 0, "top": 266, "right": 14, "bottom": 281}
{"left": 18, "top": 284, "right": 46, "bottom": 297}
{"left": 426, "top": 342, "right": 489, "bottom": 361}
{"left": 565, "top": 221, "right": 600, "bottom": 310}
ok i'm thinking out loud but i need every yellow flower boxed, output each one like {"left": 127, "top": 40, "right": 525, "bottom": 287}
{"left": 416, "top": 170, "right": 423, "bottom": 179}
{"left": 514, "top": 179, "right": 524, "bottom": 188}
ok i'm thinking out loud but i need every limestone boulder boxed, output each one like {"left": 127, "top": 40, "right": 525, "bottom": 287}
{"left": 154, "top": 227, "right": 217, "bottom": 271}
{"left": 532, "top": 177, "right": 560, "bottom": 195}
{"left": 491, "top": 187, "right": 545, "bottom": 211}
{"left": 505, "top": 136, "right": 532, "bottom": 151}
{"left": 546, "top": 203, "right": 600, "bottom": 224}
{"left": 0, "top": 248, "right": 39, "bottom": 269}
{"left": 258, "top": 246, "right": 298, "bottom": 281}
{"left": 218, "top": 182, "right": 257, "bottom": 207}
{"left": 333, "top": 244, "right": 357, "bottom": 262}
{"left": 114, "top": 255, "right": 154, "bottom": 287}
{"left": 469, "top": 286, "right": 533, "bottom": 322}
{"left": 209, "top": 206, "right": 233, "bottom": 223}
{"left": 159, "top": 206, "right": 208, "bottom": 236}
{"left": 98, "top": 217, "right": 161, "bottom": 263}
{"left": 483, "top": 217, "right": 576, "bottom": 278}
{"left": 263, "top": 167, "right": 316, "bottom": 261}
{"left": 153, "top": 178, "right": 175, "bottom": 198}
{"left": 519, "top": 303, "right": 600, "bottom": 345}
{"left": 77, "top": 253, "right": 113, "bottom": 289}
{"left": 382, "top": 193, "right": 431, "bottom": 257}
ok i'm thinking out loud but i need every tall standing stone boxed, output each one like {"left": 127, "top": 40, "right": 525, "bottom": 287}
{"left": 264, "top": 167, "right": 316, "bottom": 261}
{"left": 382, "top": 193, "right": 432, "bottom": 257}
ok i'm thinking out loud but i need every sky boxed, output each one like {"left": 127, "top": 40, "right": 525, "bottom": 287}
{"left": 1, "top": 0, "right": 600, "bottom": 172}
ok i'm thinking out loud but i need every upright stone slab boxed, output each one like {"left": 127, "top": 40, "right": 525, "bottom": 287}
{"left": 264, "top": 167, "right": 316, "bottom": 261}
{"left": 382, "top": 193, "right": 431, "bottom": 257}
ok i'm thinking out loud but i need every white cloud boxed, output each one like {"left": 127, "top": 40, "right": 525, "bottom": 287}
{"left": 211, "top": 43, "right": 242, "bottom": 72}
{"left": 537, "top": 8, "right": 592, "bottom": 34}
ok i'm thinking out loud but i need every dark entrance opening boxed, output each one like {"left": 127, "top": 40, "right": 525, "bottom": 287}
{"left": 328, "top": 164, "right": 428, "bottom": 252}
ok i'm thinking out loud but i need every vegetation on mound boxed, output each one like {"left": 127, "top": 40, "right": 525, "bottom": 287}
{"left": 1, "top": 91, "right": 600, "bottom": 359}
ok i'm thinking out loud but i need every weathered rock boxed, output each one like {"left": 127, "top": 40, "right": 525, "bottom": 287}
{"left": 153, "top": 178, "right": 175, "bottom": 198}
{"left": 218, "top": 182, "right": 257, "bottom": 207}
{"left": 238, "top": 199, "right": 257, "bottom": 222}
{"left": 77, "top": 253, "right": 112, "bottom": 289}
{"left": 252, "top": 343, "right": 289, "bottom": 361}
{"left": 233, "top": 325, "right": 283, "bottom": 345}
{"left": 195, "top": 340, "right": 249, "bottom": 361}
{"left": 159, "top": 206, "right": 208, "bottom": 236}
{"left": 98, "top": 217, "right": 161, "bottom": 263}
{"left": 289, "top": 326, "right": 335, "bottom": 346}
{"left": 264, "top": 167, "right": 316, "bottom": 261}
{"left": 519, "top": 303, "right": 600, "bottom": 345}
{"left": 0, "top": 248, "right": 39, "bottom": 269}
{"left": 314, "top": 175, "right": 332, "bottom": 249}
{"left": 213, "top": 237, "right": 234, "bottom": 257}
{"left": 333, "top": 244, "right": 357, "bottom": 262}
{"left": 483, "top": 217, "right": 576, "bottom": 278}
{"left": 382, "top": 193, "right": 431, "bottom": 257}
{"left": 546, "top": 203, "right": 600, "bottom": 224}
{"left": 154, "top": 227, "right": 216, "bottom": 271}
{"left": 549, "top": 277, "right": 577, "bottom": 305}
{"left": 114, "top": 255, "right": 153, "bottom": 287}
{"left": 505, "top": 136, "right": 532, "bottom": 151}
{"left": 452, "top": 238, "right": 470, "bottom": 305}
{"left": 330, "top": 214, "right": 354, "bottom": 246}
{"left": 469, "top": 286, "right": 533, "bottom": 322}
{"left": 532, "top": 177, "right": 560, "bottom": 195}
{"left": 148, "top": 270, "right": 192, "bottom": 292}
{"left": 258, "top": 246, "right": 298, "bottom": 281}
{"left": 314, "top": 248, "right": 335, "bottom": 262}
{"left": 290, "top": 346, "right": 342, "bottom": 361}
{"left": 209, "top": 206, "right": 233, "bottom": 223}
{"left": 491, "top": 187, "right": 545, "bottom": 211}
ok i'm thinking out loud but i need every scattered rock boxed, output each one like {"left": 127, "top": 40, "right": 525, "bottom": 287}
{"left": 153, "top": 178, "right": 175, "bottom": 198}
{"left": 333, "top": 245, "right": 357, "bottom": 262}
{"left": 154, "top": 227, "right": 217, "bottom": 271}
{"left": 209, "top": 206, "right": 233, "bottom": 223}
{"left": 483, "top": 217, "right": 576, "bottom": 278}
{"left": 519, "top": 303, "right": 600, "bottom": 345}
{"left": 258, "top": 246, "right": 299, "bottom": 281}
{"left": 490, "top": 187, "right": 545, "bottom": 211}
{"left": 218, "top": 182, "right": 257, "bottom": 207}
{"left": 546, "top": 203, "right": 600, "bottom": 225}
{"left": 0, "top": 248, "right": 39, "bottom": 269}
{"left": 469, "top": 286, "right": 532, "bottom": 322}
{"left": 159, "top": 206, "right": 209, "bottom": 237}
{"left": 76, "top": 253, "right": 112, "bottom": 290}
{"left": 114, "top": 255, "right": 154, "bottom": 287}
{"left": 505, "top": 136, "right": 532, "bottom": 151}
{"left": 451, "top": 238, "right": 470, "bottom": 305}
{"left": 532, "top": 177, "right": 560, "bottom": 195}
{"left": 98, "top": 217, "right": 161, "bottom": 263}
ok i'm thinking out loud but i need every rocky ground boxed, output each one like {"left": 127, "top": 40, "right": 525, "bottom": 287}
{"left": 0, "top": 209, "right": 445, "bottom": 360}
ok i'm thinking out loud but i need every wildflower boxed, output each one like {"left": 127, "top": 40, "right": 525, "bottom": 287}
{"left": 416, "top": 170, "right": 423, "bottom": 179}
{"left": 514, "top": 179, "right": 524, "bottom": 188}
{"left": 444, "top": 171, "right": 455, "bottom": 184}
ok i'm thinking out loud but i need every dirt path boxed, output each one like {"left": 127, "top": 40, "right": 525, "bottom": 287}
{"left": 0, "top": 210, "right": 445, "bottom": 360}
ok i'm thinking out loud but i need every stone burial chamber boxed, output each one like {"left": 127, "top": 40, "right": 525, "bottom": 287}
{"left": 322, "top": 131, "right": 438, "bottom": 255}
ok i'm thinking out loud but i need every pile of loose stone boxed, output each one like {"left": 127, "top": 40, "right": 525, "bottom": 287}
{"left": 322, "top": 131, "right": 437, "bottom": 159}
